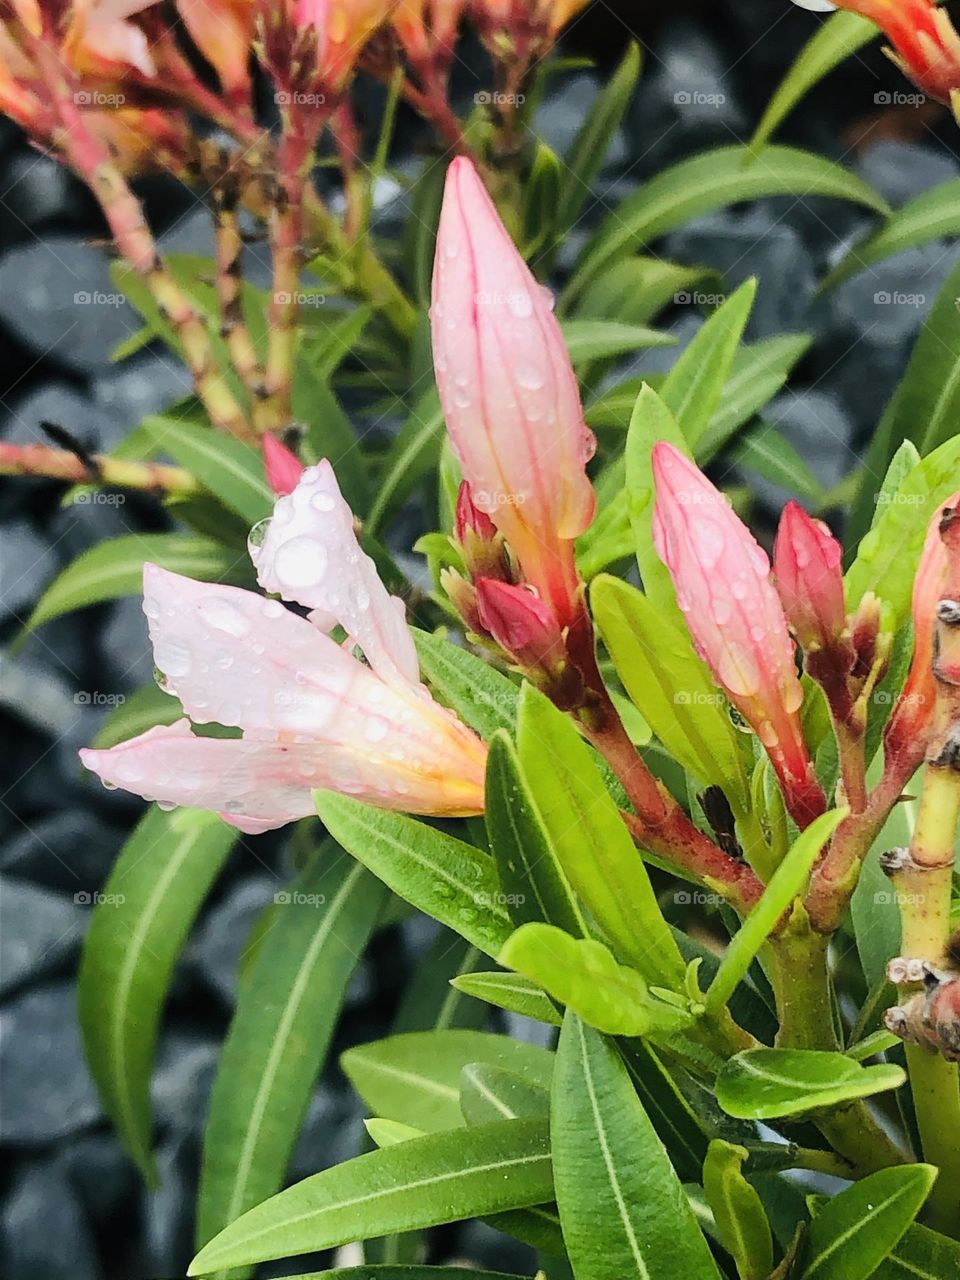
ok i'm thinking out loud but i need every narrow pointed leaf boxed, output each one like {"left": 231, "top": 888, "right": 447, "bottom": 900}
{"left": 315, "top": 794, "right": 512, "bottom": 958}
{"left": 703, "top": 1140, "right": 773, "bottom": 1280}
{"left": 716, "top": 1049, "right": 906, "bottom": 1120}
{"left": 800, "top": 1165, "right": 938, "bottom": 1280}
{"left": 78, "top": 807, "right": 237, "bottom": 1182}
{"left": 187, "top": 1120, "right": 553, "bottom": 1275}
{"left": 450, "top": 971, "right": 563, "bottom": 1026}
{"left": 516, "top": 685, "right": 684, "bottom": 988}
{"left": 484, "top": 731, "right": 587, "bottom": 936}
{"left": 823, "top": 179, "right": 960, "bottom": 289}
{"left": 142, "top": 417, "right": 272, "bottom": 524}
{"left": 459, "top": 1064, "right": 550, "bottom": 1126}
{"left": 705, "top": 808, "right": 847, "bottom": 1012}
{"left": 196, "top": 853, "right": 387, "bottom": 1254}
{"left": 412, "top": 628, "right": 519, "bottom": 737}
{"left": 24, "top": 535, "right": 250, "bottom": 631}
{"left": 341, "top": 1030, "right": 554, "bottom": 1133}
{"left": 552, "top": 1014, "right": 722, "bottom": 1280}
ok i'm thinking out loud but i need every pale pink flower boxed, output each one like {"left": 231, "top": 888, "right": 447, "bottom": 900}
{"left": 652, "top": 443, "right": 825, "bottom": 828}
{"left": 80, "top": 461, "right": 487, "bottom": 833}
{"left": 431, "top": 156, "right": 595, "bottom": 628}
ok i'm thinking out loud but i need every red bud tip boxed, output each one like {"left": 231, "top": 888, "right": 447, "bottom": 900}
{"left": 263, "top": 435, "right": 305, "bottom": 496}
{"left": 774, "top": 500, "right": 846, "bottom": 654}
{"left": 455, "top": 480, "right": 497, "bottom": 542}
{"left": 475, "top": 577, "right": 565, "bottom": 670}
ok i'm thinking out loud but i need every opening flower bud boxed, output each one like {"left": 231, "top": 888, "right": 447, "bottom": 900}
{"left": 774, "top": 500, "right": 846, "bottom": 654}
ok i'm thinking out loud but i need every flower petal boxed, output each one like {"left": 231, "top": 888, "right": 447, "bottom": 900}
{"left": 250, "top": 460, "right": 419, "bottom": 688}
{"left": 79, "top": 715, "right": 485, "bottom": 831}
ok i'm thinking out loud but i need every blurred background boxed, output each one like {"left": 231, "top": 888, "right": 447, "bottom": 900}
{"left": 2, "top": 1, "right": 959, "bottom": 1276}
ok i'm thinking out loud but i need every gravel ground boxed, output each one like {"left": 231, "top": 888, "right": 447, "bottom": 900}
{"left": 2, "top": 2, "right": 959, "bottom": 1275}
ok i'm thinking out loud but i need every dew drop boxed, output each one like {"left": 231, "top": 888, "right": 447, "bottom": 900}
{"left": 274, "top": 536, "right": 328, "bottom": 589}
{"left": 311, "top": 491, "right": 335, "bottom": 513}
{"left": 154, "top": 636, "right": 192, "bottom": 680}
{"left": 365, "top": 717, "right": 389, "bottom": 743}
{"left": 516, "top": 364, "right": 544, "bottom": 391}
{"left": 247, "top": 517, "right": 271, "bottom": 558}
{"left": 203, "top": 597, "right": 250, "bottom": 638}
{"left": 507, "top": 291, "right": 533, "bottom": 319}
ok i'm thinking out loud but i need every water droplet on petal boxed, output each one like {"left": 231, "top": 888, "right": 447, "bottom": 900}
{"left": 516, "top": 364, "right": 544, "bottom": 391}
{"left": 311, "top": 492, "right": 335, "bottom": 513}
{"left": 508, "top": 291, "right": 533, "bottom": 319}
{"left": 365, "top": 717, "right": 389, "bottom": 743}
{"left": 248, "top": 517, "right": 271, "bottom": 558}
{"left": 273, "top": 536, "right": 328, "bottom": 589}
{"left": 154, "top": 636, "right": 192, "bottom": 680}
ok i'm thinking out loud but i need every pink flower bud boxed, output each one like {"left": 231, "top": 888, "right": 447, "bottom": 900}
{"left": 886, "top": 491, "right": 959, "bottom": 755}
{"left": 455, "top": 479, "right": 496, "bottom": 542}
{"left": 475, "top": 577, "right": 566, "bottom": 671}
{"left": 432, "top": 157, "right": 595, "bottom": 626}
{"left": 263, "top": 434, "right": 305, "bottom": 496}
{"left": 652, "top": 443, "right": 825, "bottom": 828}
{"left": 774, "top": 500, "right": 846, "bottom": 654}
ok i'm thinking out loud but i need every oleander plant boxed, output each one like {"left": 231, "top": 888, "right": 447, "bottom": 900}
{"left": 3, "top": 0, "right": 960, "bottom": 1277}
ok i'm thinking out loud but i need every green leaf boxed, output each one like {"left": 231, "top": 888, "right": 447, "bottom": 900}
{"left": 552, "top": 1014, "right": 722, "bottom": 1280}
{"left": 195, "top": 852, "right": 387, "bottom": 1258}
{"left": 342, "top": 1030, "right": 554, "bottom": 1134}
{"left": 412, "top": 629, "right": 519, "bottom": 738}
{"left": 750, "top": 12, "right": 876, "bottom": 151}
{"left": 90, "top": 684, "right": 182, "bottom": 749}
{"left": 561, "top": 318, "right": 675, "bottom": 363}
{"left": 576, "top": 256, "right": 719, "bottom": 327}
{"left": 592, "top": 575, "right": 747, "bottom": 807}
{"left": 732, "top": 425, "right": 827, "bottom": 505}
{"left": 516, "top": 685, "right": 684, "bottom": 988}
{"left": 366, "top": 390, "right": 444, "bottom": 535}
{"left": 78, "top": 808, "right": 237, "bottom": 1182}
{"left": 623, "top": 383, "right": 689, "bottom": 607}
{"left": 459, "top": 1064, "right": 550, "bottom": 1126}
{"left": 823, "top": 178, "right": 960, "bottom": 289}
{"left": 142, "top": 417, "right": 272, "bottom": 525}
{"left": 702, "top": 1140, "right": 773, "bottom": 1280}
{"left": 705, "top": 808, "right": 847, "bottom": 1013}
{"left": 366, "top": 1119, "right": 424, "bottom": 1147}
{"left": 567, "top": 145, "right": 887, "bottom": 300}
{"left": 315, "top": 795, "right": 512, "bottom": 958}
{"left": 845, "top": 432, "right": 960, "bottom": 628}
{"left": 484, "top": 732, "right": 587, "bottom": 936}
{"left": 449, "top": 970, "right": 563, "bottom": 1026}
{"left": 187, "top": 1119, "right": 553, "bottom": 1275}
{"left": 294, "top": 367, "right": 370, "bottom": 514}
{"left": 619, "top": 1040, "right": 710, "bottom": 1183}
{"left": 696, "top": 334, "right": 812, "bottom": 463}
{"left": 660, "top": 279, "right": 756, "bottom": 447}
{"left": 555, "top": 43, "right": 642, "bottom": 235}
{"left": 500, "top": 923, "right": 691, "bottom": 1037}
{"left": 263, "top": 1270, "right": 525, "bottom": 1280}
{"left": 716, "top": 1049, "right": 906, "bottom": 1120}
{"left": 24, "top": 534, "right": 251, "bottom": 631}
{"left": 872, "top": 1217, "right": 960, "bottom": 1279}
{"left": 800, "top": 1165, "right": 938, "bottom": 1280}
{"left": 392, "top": 932, "right": 487, "bottom": 1034}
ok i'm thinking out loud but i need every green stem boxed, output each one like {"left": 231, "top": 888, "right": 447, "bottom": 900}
{"left": 905, "top": 1044, "right": 960, "bottom": 1235}
{"left": 771, "top": 924, "right": 907, "bottom": 1177}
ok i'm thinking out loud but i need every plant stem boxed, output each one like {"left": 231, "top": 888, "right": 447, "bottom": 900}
{"left": 211, "top": 172, "right": 265, "bottom": 395}
{"left": 0, "top": 442, "right": 197, "bottom": 495}
{"left": 889, "top": 761, "right": 960, "bottom": 1234}
{"left": 771, "top": 921, "right": 907, "bottom": 1176}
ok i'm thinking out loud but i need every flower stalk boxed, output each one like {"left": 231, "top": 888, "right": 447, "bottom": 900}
{"left": 0, "top": 442, "right": 197, "bottom": 496}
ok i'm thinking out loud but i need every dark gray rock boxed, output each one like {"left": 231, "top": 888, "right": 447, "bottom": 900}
{"left": 1, "top": 152, "right": 90, "bottom": 231}
{"left": 665, "top": 208, "right": 816, "bottom": 339}
{"left": 0, "top": 811, "right": 123, "bottom": 891}
{"left": 0, "top": 519, "right": 58, "bottom": 619}
{"left": 59, "top": 1130, "right": 138, "bottom": 1226}
{"left": 856, "top": 140, "right": 959, "bottom": 208}
{"left": 536, "top": 73, "right": 627, "bottom": 171}
{"left": 290, "top": 1086, "right": 359, "bottom": 1183}
{"left": 0, "top": 984, "right": 102, "bottom": 1144}
{"left": 150, "top": 1034, "right": 220, "bottom": 1139}
{"left": 0, "top": 1160, "right": 100, "bottom": 1280}
{"left": 748, "top": 388, "right": 855, "bottom": 512}
{"left": 0, "top": 876, "right": 84, "bottom": 995}
{"left": 100, "top": 596, "right": 155, "bottom": 691}
{"left": 0, "top": 239, "right": 139, "bottom": 373}
{"left": 92, "top": 353, "right": 193, "bottom": 451}
{"left": 189, "top": 876, "right": 277, "bottom": 1005}
{"left": 143, "top": 1135, "right": 197, "bottom": 1280}
{"left": 828, "top": 244, "right": 959, "bottom": 347}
